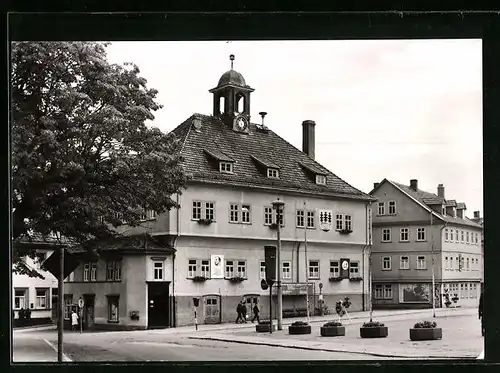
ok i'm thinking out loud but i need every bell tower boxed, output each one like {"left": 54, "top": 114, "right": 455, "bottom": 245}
{"left": 209, "top": 55, "right": 255, "bottom": 132}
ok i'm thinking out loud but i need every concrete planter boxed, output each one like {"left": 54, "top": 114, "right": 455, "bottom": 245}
{"left": 288, "top": 325, "right": 311, "bottom": 335}
{"left": 320, "top": 325, "right": 345, "bottom": 337}
{"left": 360, "top": 326, "right": 388, "bottom": 338}
{"left": 256, "top": 324, "right": 276, "bottom": 333}
{"left": 410, "top": 328, "right": 442, "bottom": 341}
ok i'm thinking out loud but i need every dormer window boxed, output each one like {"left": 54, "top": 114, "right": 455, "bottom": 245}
{"left": 219, "top": 161, "right": 233, "bottom": 173}
{"left": 316, "top": 174, "right": 326, "bottom": 185}
{"left": 267, "top": 168, "right": 279, "bottom": 179}
{"left": 442, "top": 207, "right": 446, "bottom": 216}
{"left": 453, "top": 207, "right": 457, "bottom": 218}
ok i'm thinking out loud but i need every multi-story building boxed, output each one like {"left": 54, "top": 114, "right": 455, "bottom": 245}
{"left": 370, "top": 179, "right": 483, "bottom": 309}
{"left": 57, "top": 57, "right": 375, "bottom": 330}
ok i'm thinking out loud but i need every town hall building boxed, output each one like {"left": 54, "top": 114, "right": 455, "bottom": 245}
{"left": 60, "top": 56, "right": 376, "bottom": 330}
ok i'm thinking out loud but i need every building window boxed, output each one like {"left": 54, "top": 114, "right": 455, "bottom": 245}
{"left": 466, "top": 232, "right": 470, "bottom": 244}
{"left": 384, "top": 284, "right": 392, "bottom": 299}
{"left": 35, "top": 288, "right": 48, "bottom": 309}
{"left": 264, "top": 206, "right": 273, "bottom": 225}
{"left": 450, "top": 229, "right": 454, "bottom": 241}
{"left": 350, "top": 262, "right": 359, "bottom": 277}
{"left": 330, "top": 261, "right": 339, "bottom": 278}
{"left": 445, "top": 229, "right": 449, "bottom": 241}
{"left": 153, "top": 261, "right": 164, "bottom": 280}
{"left": 400, "top": 228, "right": 409, "bottom": 242}
{"left": 382, "top": 228, "right": 391, "bottom": 242}
{"left": 188, "top": 259, "right": 197, "bottom": 278}
{"left": 417, "top": 228, "right": 426, "bottom": 241}
{"left": 417, "top": 256, "right": 426, "bottom": 270}
{"left": 400, "top": 256, "right": 409, "bottom": 270}
{"left": 466, "top": 257, "right": 470, "bottom": 271}
{"left": 14, "top": 289, "right": 27, "bottom": 309}
{"left": 336, "top": 214, "right": 343, "bottom": 230}
{"left": 64, "top": 295, "right": 73, "bottom": 320}
{"left": 83, "top": 263, "right": 89, "bottom": 281}
{"left": 219, "top": 161, "right": 233, "bottom": 173}
{"left": 374, "top": 285, "right": 384, "bottom": 299}
{"left": 205, "top": 202, "right": 215, "bottom": 221}
{"left": 236, "top": 261, "right": 247, "bottom": 278}
{"left": 455, "top": 257, "right": 459, "bottom": 271}
{"left": 445, "top": 256, "right": 449, "bottom": 270}
{"left": 382, "top": 256, "right": 391, "bottom": 271}
{"left": 306, "top": 211, "right": 315, "bottom": 228}
{"left": 201, "top": 260, "right": 210, "bottom": 277}
{"left": 308, "top": 260, "right": 320, "bottom": 279}
{"left": 377, "top": 202, "right": 385, "bottom": 216}
{"left": 316, "top": 174, "right": 326, "bottom": 185}
{"left": 241, "top": 205, "right": 251, "bottom": 223}
{"left": 107, "top": 295, "right": 119, "bottom": 322}
{"left": 192, "top": 201, "right": 202, "bottom": 220}
{"left": 260, "top": 261, "right": 266, "bottom": 279}
{"left": 296, "top": 210, "right": 305, "bottom": 228}
{"left": 140, "top": 209, "right": 157, "bottom": 221}
{"left": 267, "top": 168, "right": 279, "bottom": 178}
{"left": 229, "top": 204, "right": 239, "bottom": 223}
{"left": 282, "top": 261, "right": 291, "bottom": 280}
{"left": 449, "top": 256, "right": 454, "bottom": 270}
{"left": 225, "top": 260, "right": 234, "bottom": 278}
{"left": 455, "top": 229, "right": 459, "bottom": 242}
{"left": 460, "top": 230, "right": 464, "bottom": 242}
{"left": 442, "top": 207, "right": 446, "bottom": 215}
{"left": 388, "top": 201, "right": 396, "bottom": 215}
{"left": 106, "top": 260, "right": 122, "bottom": 281}
{"left": 344, "top": 215, "right": 352, "bottom": 231}
{"left": 90, "top": 262, "right": 97, "bottom": 281}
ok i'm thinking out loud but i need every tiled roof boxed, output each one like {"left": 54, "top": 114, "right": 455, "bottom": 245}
{"left": 457, "top": 202, "right": 467, "bottom": 209}
{"left": 204, "top": 148, "right": 235, "bottom": 162}
{"left": 445, "top": 200, "right": 457, "bottom": 207}
{"left": 69, "top": 235, "right": 174, "bottom": 254}
{"left": 251, "top": 155, "right": 280, "bottom": 169}
{"left": 387, "top": 180, "right": 482, "bottom": 229}
{"left": 172, "top": 114, "right": 374, "bottom": 202}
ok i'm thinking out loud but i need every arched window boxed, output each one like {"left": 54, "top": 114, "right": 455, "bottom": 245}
{"left": 236, "top": 93, "right": 245, "bottom": 113}
{"left": 219, "top": 96, "right": 225, "bottom": 114}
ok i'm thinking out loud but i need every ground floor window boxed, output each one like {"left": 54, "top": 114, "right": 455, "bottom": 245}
{"left": 64, "top": 294, "right": 73, "bottom": 320}
{"left": 374, "top": 284, "right": 384, "bottom": 299}
{"left": 383, "top": 284, "right": 392, "bottom": 299}
{"left": 260, "top": 261, "right": 266, "bottom": 279}
{"left": 107, "top": 295, "right": 119, "bottom": 322}
{"left": 14, "top": 288, "right": 27, "bottom": 309}
{"left": 35, "top": 288, "right": 49, "bottom": 309}
{"left": 349, "top": 262, "right": 360, "bottom": 277}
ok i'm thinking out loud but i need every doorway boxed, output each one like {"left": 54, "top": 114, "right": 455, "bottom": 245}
{"left": 83, "top": 294, "right": 95, "bottom": 330}
{"left": 147, "top": 282, "right": 170, "bottom": 328}
{"left": 203, "top": 295, "right": 221, "bottom": 324}
{"left": 244, "top": 295, "right": 259, "bottom": 317}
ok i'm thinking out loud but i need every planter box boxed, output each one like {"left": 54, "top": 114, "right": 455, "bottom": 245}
{"left": 360, "top": 326, "right": 388, "bottom": 338}
{"left": 320, "top": 326, "right": 345, "bottom": 337}
{"left": 256, "top": 324, "right": 276, "bottom": 333}
{"left": 288, "top": 325, "right": 311, "bottom": 335}
{"left": 410, "top": 328, "right": 442, "bottom": 341}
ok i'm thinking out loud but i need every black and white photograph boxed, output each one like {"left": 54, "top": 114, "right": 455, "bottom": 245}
{"left": 11, "top": 37, "right": 484, "bottom": 362}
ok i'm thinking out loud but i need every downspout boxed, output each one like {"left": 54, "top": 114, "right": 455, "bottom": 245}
{"left": 171, "top": 193, "right": 181, "bottom": 327}
{"left": 437, "top": 219, "right": 448, "bottom": 311}
{"left": 296, "top": 242, "right": 301, "bottom": 283}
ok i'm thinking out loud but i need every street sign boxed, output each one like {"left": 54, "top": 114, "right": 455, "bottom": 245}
{"left": 193, "top": 297, "right": 199, "bottom": 307}
{"left": 78, "top": 298, "right": 84, "bottom": 308}
{"left": 260, "top": 279, "right": 269, "bottom": 290}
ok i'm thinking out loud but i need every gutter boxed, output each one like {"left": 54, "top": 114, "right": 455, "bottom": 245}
{"left": 171, "top": 193, "right": 181, "bottom": 328}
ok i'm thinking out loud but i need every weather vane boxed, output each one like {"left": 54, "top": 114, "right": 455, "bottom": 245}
{"left": 230, "top": 54, "right": 235, "bottom": 70}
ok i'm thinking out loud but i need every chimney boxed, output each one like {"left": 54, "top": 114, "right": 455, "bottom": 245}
{"left": 474, "top": 211, "right": 480, "bottom": 219}
{"left": 410, "top": 179, "right": 418, "bottom": 191}
{"left": 437, "top": 184, "right": 445, "bottom": 198}
{"left": 302, "top": 120, "right": 316, "bottom": 159}
{"left": 373, "top": 182, "right": 380, "bottom": 190}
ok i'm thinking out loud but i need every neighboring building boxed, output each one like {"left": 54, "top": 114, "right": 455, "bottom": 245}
{"left": 370, "top": 179, "right": 483, "bottom": 309}
{"left": 62, "top": 56, "right": 375, "bottom": 330}
{"left": 12, "top": 243, "right": 59, "bottom": 324}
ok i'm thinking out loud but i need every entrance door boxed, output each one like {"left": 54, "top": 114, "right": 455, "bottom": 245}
{"left": 148, "top": 282, "right": 170, "bottom": 328}
{"left": 83, "top": 294, "right": 95, "bottom": 330}
{"left": 244, "top": 296, "right": 259, "bottom": 317}
{"left": 203, "top": 295, "right": 220, "bottom": 324}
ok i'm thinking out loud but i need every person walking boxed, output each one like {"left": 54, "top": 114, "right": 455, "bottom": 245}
{"left": 479, "top": 289, "right": 484, "bottom": 337}
{"left": 241, "top": 301, "right": 248, "bottom": 323}
{"left": 71, "top": 310, "right": 79, "bottom": 332}
{"left": 251, "top": 301, "right": 260, "bottom": 323}
{"left": 235, "top": 302, "right": 243, "bottom": 324}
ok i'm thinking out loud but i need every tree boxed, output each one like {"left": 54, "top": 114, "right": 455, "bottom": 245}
{"left": 11, "top": 41, "right": 187, "bottom": 275}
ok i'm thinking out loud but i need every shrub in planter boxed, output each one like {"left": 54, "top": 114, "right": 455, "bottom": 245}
{"left": 256, "top": 320, "right": 276, "bottom": 333}
{"left": 360, "top": 321, "right": 388, "bottom": 338}
{"left": 349, "top": 277, "right": 363, "bottom": 282}
{"left": 320, "top": 321, "right": 345, "bottom": 337}
{"left": 192, "top": 276, "right": 208, "bottom": 282}
{"left": 288, "top": 321, "right": 311, "bottom": 335}
{"left": 197, "top": 218, "right": 212, "bottom": 225}
{"left": 410, "top": 320, "right": 442, "bottom": 341}
{"left": 228, "top": 276, "right": 245, "bottom": 284}
{"left": 329, "top": 277, "right": 343, "bottom": 282}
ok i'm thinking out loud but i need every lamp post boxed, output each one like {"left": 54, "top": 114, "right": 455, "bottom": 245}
{"left": 272, "top": 198, "right": 285, "bottom": 331}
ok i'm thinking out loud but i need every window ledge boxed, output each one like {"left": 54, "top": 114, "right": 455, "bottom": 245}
{"left": 399, "top": 268, "right": 410, "bottom": 270}
{"left": 399, "top": 240, "right": 410, "bottom": 243}
{"left": 381, "top": 269, "right": 392, "bottom": 271}
{"left": 107, "top": 320, "right": 120, "bottom": 324}
{"left": 381, "top": 241, "right": 392, "bottom": 243}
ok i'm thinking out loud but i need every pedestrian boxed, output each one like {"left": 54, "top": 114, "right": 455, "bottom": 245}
{"left": 241, "top": 301, "right": 248, "bottom": 323}
{"left": 479, "top": 289, "right": 484, "bottom": 337}
{"left": 251, "top": 301, "right": 260, "bottom": 323}
{"left": 18, "top": 307, "right": 25, "bottom": 326}
{"left": 25, "top": 307, "right": 31, "bottom": 321}
{"left": 235, "top": 302, "right": 243, "bottom": 324}
{"left": 71, "top": 310, "right": 79, "bottom": 332}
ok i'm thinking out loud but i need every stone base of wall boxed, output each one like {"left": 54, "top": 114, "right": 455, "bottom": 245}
{"left": 13, "top": 317, "right": 53, "bottom": 328}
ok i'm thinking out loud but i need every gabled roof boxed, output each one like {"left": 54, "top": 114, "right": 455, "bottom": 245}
{"left": 457, "top": 202, "right": 467, "bottom": 209}
{"left": 251, "top": 155, "right": 280, "bottom": 169}
{"left": 370, "top": 179, "right": 482, "bottom": 229}
{"left": 445, "top": 200, "right": 457, "bottom": 207}
{"left": 172, "top": 114, "right": 375, "bottom": 202}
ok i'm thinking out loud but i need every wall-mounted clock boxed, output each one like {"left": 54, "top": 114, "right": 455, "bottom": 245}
{"left": 234, "top": 116, "right": 248, "bottom": 132}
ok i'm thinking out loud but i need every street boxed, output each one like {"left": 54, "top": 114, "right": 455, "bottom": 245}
{"left": 12, "top": 308, "right": 482, "bottom": 362}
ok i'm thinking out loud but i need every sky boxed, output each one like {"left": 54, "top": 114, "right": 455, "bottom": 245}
{"left": 105, "top": 40, "right": 483, "bottom": 216}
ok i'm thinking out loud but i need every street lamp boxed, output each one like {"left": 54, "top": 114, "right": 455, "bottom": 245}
{"left": 272, "top": 198, "right": 285, "bottom": 331}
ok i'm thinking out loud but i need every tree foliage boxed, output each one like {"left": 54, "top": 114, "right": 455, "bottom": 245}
{"left": 11, "top": 42, "right": 187, "bottom": 274}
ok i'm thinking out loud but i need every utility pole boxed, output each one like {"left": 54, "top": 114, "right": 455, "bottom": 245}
{"left": 369, "top": 249, "right": 373, "bottom": 322}
{"left": 431, "top": 211, "right": 436, "bottom": 318}
{"left": 58, "top": 246, "right": 64, "bottom": 362}
{"left": 304, "top": 201, "right": 310, "bottom": 322}
{"left": 272, "top": 198, "right": 284, "bottom": 331}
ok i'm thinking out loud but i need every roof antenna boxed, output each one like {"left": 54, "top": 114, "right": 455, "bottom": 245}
{"left": 230, "top": 54, "right": 235, "bottom": 70}
{"left": 259, "top": 111, "right": 267, "bottom": 126}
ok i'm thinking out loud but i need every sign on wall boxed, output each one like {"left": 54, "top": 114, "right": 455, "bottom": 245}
{"left": 340, "top": 258, "right": 350, "bottom": 279}
{"left": 210, "top": 255, "right": 224, "bottom": 279}
{"left": 399, "top": 283, "right": 430, "bottom": 303}
{"left": 318, "top": 209, "right": 333, "bottom": 232}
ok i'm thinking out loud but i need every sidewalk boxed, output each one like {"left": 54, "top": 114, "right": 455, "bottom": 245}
{"left": 12, "top": 337, "right": 71, "bottom": 363}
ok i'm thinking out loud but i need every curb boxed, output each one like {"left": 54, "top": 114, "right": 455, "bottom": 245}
{"left": 189, "top": 336, "right": 475, "bottom": 360}
{"left": 14, "top": 325, "right": 56, "bottom": 333}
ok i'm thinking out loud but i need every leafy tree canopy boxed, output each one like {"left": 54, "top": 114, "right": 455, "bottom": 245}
{"left": 11, "top": 41, "right": 187, "bottom": 276}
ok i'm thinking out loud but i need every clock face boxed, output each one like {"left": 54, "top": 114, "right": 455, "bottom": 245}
{"left": 235, "top": 117, "right": 248, "bottom": 131}
{"left": 341, "top": 261, "right": 349, "bottom": 271}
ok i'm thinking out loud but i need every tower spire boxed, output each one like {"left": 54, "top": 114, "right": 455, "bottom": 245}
{"left": 230, "top": 54, "right": 235, "bottom": 70}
